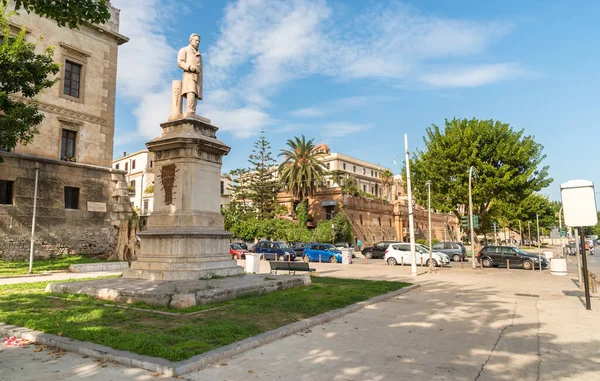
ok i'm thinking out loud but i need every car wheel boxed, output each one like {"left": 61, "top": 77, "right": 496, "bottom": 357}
{"left": 365, "top": 252, "right": 372, "bottom": 259}
{"left": 302, "top": 255, "right": 310, "bottom": 263}
{"left": 482, "top": 258, "right": 492, "bottom": 268}
{"left": 329, "top": 256, "right": 337, "bottom": 264}
{"left": 387, "top": 257, "right": 397, "bottom": 266}
{"left": 452, "top": 254, "right": 462, "bottom": 262}
{"left": 522, "top": 260, "right": 533, "bottom": 270}
{"left": 278, "top": 255, "right": 285, "bottom": 261}
{"left": 426, "top": 259, "right": 438, "bottom": 267}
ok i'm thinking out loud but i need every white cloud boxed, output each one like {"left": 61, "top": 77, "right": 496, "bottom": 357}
{"left": 112, "top": 0, "right": 179, "bottom": 139}
{"left": 420, "top": 63, "right": 523, "bottom": 88}
{"left": 290, "top": 108, "right": 326, "bottom": 118}
{"left": 200, "top": 106, "right": 272, "bottom": 138}
{"left": 323, "top": 122, "right": 372, "bottom": 137}
{"left": 114, "top": 0, "right": 521, "bottom": 141}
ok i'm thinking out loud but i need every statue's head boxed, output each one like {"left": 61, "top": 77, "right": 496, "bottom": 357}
{"left": 189, "top": 34, "right": 201, "bottom": 49}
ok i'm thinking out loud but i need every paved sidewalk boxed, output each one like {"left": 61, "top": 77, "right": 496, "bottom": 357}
{"left": 1, "top": 258, "right": 599, "bottom": 380}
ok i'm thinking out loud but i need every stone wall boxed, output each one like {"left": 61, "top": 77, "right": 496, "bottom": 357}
{"left": 0, "top": 153, "right": 132, "bottom": 260}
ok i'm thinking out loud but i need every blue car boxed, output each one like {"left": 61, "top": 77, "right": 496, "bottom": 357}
{"left": 302, "top": 243, "right": 342, "bottom": 263}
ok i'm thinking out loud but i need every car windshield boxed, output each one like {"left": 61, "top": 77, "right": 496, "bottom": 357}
{"left": 231, "top": 244, "right": 242, "bottom": 250}
{"left": 513, "top": 248, "right": 529, "bottom": 255}
{"left": 416, "top": 245, "right": 430, "bottom": 254}
{"left": 275, "top": 242, "right": 289, "bottom": 249}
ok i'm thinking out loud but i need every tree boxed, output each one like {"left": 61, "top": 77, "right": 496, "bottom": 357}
{"left": 493, "top": 193, "right": 556, "bottom": 241}
{"left": 3, "top": 0, "right": 111, "bottom": 28}
{"left": 331, "top": 170, "right": 359, "bottom": 195}
{"left": 0, "top": 4, "right": 60, "bottom": 156}
{"left": 380, "top": 169, "right": 394, "bottom": 201}
{"left": 0, "top": 0, "right": 111, "bottom": 155}
{"left": 247, "top": 130, "right": 279, "bottom": 220}
{"left": 279, "top": 135, "right": 327, "bottom": 201}
{"left": 312, "top": 213, "right": 353, "bottom": 243}
{"left": 407, "top": 118, "right": 552, "bottom": 233}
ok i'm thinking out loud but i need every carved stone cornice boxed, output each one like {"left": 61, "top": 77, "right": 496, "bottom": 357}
{"left": 8, "top": 95, "right": 107, "bottom": 126}
{"left": 154, "top": 147, "right": 222, "bottom": 164}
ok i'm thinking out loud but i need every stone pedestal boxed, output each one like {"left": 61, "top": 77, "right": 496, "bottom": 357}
{"left": 123, "top": 115, "right": 244, "bottom": 280}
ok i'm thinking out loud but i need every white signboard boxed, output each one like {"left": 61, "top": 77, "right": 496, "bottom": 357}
{"left": 560, "top": 180, "right": 598, "bottom": 227}
{"left": 87, "top": 201, "right": 107, "bottom": 212}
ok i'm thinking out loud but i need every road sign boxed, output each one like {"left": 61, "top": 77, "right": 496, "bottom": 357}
{"left": 560, "top": 229, "right": 567, "bottom": 237}
{"left": 473, "top": 216, "right": 479, "bottom": 229}
{"left": 550, "top": 228, "right": 560, "bottom": 239}
{"left": 461, "top": 215, "right": 479, "bottom": 229}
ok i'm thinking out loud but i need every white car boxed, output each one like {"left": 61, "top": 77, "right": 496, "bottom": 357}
{"left": 384, "top": 243, "right": 450, "bottom": 267}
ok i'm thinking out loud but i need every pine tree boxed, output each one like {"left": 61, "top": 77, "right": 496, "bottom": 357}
{"left": 248, "top": 130, "right": 279, "bottom": 220}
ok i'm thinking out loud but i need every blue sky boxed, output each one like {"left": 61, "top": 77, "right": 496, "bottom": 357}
{"left": 111, "top": 0, "right": 600, "bottom": 202}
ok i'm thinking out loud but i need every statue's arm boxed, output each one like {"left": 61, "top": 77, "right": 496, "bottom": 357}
{"left": 177, "top": 48, "right": 192, "bottom": 72}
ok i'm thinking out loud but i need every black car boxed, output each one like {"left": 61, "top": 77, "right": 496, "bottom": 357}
{"left": 432, "top": 242, "right": 467, "bottom": 262}
{"left": 292, "top": 242, "right": 310, "bottom": 256}
{"left": 362, "top": 241, "right": 399, "bottom": 259}
{"left": 478, "top": 246, "right": 547, "bottom": 270}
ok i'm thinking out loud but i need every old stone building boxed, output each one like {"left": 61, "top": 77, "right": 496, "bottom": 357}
{"left": 0, "top": 5, "right": 132, "bottom": 259}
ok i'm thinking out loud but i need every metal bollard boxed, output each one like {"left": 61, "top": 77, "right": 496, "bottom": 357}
{"left": 539, "top": 253, "right": 542, "bottom": 272}
{"left": 531, "top": 260, "right": 534, "bottom": 272}
{"left": 461, "top": 257, "right": 464, "bottom": 269}
{"left": 507, "top": 259, "right": 510, "bottom": 270}
{"left": 319, "top": 255, "right": 321, "bottom": 263}
{"left": 420, "top": 257, "right": 423, "bottom": 267}
{"left": 401, "top": 257, "right": 404, "bottom": 266}
{"left": 479, "top": 259, "right": 483, "bottom": 269}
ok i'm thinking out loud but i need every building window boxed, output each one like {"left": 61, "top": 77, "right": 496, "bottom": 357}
{"left": 64, "top": 187, "right": 79, "bottom": 209}
{"left": 353, "top": 165, "right": 356, "bottom": 173}
{"left": 343, "top": 163, "right": 346, "bottom": 170}
{"left": 363, "top": 184, "right": 366, "bottom": 192}
{"left": 389, "top": 218, "right": 392, "bottom": 227}
{"left": 378, "top": 217, "right": 381, "bottom": 226}
{"left": 143, "top": 200, "right": 149, "bottom": 215}
{"left": 220, "top": 181, "right": 224, "bottom": 195}
{"left": 363, "top": 168, "right": 366, "bottom": 175}
{"left": 125, "top": 162, "right": 129, "bottom": 172}
{"left": 359, "top": 215, "right": 363, "bottom": 225}
{"left": 150, "top": 160, "right": 154, "bottom": 168}
{"left": 371, "top": 170, "right": 374, "bottom": 176}
{"left": 326, "top": 162, "right": 330, "bottom": 169}
{"left": 115, "top": 163, "right": 120, "bottom": 170}
{"left": 132, "top": 160, "right": 136, "bottom": 170}
{"left": 60, "top": 129, "right": 77, "bottom": 161}
{"left": 129, "top": 180, "right": 136, "bottom": 195}
{"left": 63, "top": 60, "right": 82, "bottom": 98}
{"left": 371, "top": 186, "right": 374, "bottom": 194}
{"left": 0, "top": 180, "right": 14, "bottom": 205}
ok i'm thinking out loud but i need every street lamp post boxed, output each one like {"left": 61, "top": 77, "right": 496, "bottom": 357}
{"left": 405, "top": 134, "right": 417, "bottom": 276}
{"left": 426, "top": 180, "right": 432, "bottom": 272}
{"left": 331, "top": 223, "right": 335, "bottom": 244}
{"left": 468, "top": 166, "right": 477, "bottom": 269}
{"left": 519, "top": 220, "right": 522, "bottom": 247}
{"left": 528, "top": 221, "right": 532, "bottom": 247}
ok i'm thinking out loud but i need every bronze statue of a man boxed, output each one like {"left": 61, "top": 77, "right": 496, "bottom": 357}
{"left": 177, "top": 33, "right": 203, "bottom": 115}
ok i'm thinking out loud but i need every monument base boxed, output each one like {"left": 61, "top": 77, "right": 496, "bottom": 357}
{"left": 46, "top": 274, "right": 311, "bottom": 309}
{"left": 124, "top": 229, "right": 244, "bottom": 281}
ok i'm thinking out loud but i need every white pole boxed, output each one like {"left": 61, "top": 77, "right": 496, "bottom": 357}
{"left": 559, "top": 206, "right": 564, "bottom": 257}
{"left": 405, "top": 134, "right": 417, "bottom": 276}
{"left": 469, "top": 166, "right": 476, "bottom": 269}
{"left": 427, "top": 181, "right": 432, "bottom": 272}
{"left": 28, "top": 163, "right": 40, "bottom": 274}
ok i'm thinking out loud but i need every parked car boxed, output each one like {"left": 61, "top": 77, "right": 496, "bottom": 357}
{"left": 362, "top": 241, "right": 400, "bottom": 259}
{"left": 292, "top": 242, "right": 311, "bottom": 256}
{"left": 334, "top": 242, "right": 356, "bottom": 258}
{"left": 432, "top": 242, "right": 467, "bottom": 262}
{"left": 302, "top": 243, "right": 342, "bottom": 263}
{"left": 230, "top": 243, "right": 248, "bottom": 260}
{"left": 250, "top": 241, "right": 296, "bottom": 261}
{"left": 477, "top": 246, "right": 548, "bottom": 270}
{"left": 384, "top": 243, "right": 450, "bottom": 267}
{"left": 232, "top": 242, "right": 249, "bottom": 251}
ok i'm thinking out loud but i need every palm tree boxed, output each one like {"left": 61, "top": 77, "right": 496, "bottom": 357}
{"left": 381, "top": 169, "right": 394, "bottom": 201}
{"left": 278, "top": 135, "right": 326, "bottom": 200}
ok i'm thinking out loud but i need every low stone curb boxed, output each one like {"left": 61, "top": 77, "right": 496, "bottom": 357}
{"left": 0, "top": 273, "right": 53, "bottom": 280}
{"left": 68, "top": 262, "right": 129, "bottom": 273}
{"left": 0, "top": 283, "right": 419, "bottom": 377}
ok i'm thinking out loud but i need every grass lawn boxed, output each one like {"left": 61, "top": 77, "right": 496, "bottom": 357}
{"left": 0, "top": 277, "right": 410, "bottom": 361}
{"left": 0, "top": 255, "right": 106, "bottom": 276}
